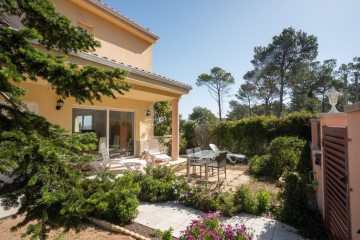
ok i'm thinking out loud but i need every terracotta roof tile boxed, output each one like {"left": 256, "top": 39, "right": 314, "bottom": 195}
{"left": 83, "top": 51, "right": 192, "bottom": 90}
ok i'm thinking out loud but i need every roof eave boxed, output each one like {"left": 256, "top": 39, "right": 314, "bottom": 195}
{"left": 74, "top": 51, "right": 192, "bottom": 94}
{"left": 83, "top": 0, "right": 159, "bottom": 42}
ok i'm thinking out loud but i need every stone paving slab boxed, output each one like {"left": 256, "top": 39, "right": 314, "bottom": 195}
{"left": 135, "top": 201, "right": 302, "bottom": 240}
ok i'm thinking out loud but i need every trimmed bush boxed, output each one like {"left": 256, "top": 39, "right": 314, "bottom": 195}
{"left": 249, "top": 154, "right": 271, "bottom": 176}
{"left": 268, "top": 136, "right": 307, "bottom": 178}
{"left": 192, "top": 111, "right": 315, "bottom": 157}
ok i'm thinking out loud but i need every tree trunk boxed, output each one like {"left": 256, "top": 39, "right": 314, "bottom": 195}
{"left": 265, "top": 99, "right": 269, "bottom": 116}
{"left": 248, "top": 97, "right": 252, "bottom": 116}
{"left": 278, "top": 75, "right": 284, "bottom": 117}
{"left": 218, "top": 89, "right": 222, "bottom": 121}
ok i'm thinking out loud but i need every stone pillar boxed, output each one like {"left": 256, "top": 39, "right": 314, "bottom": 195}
{"left": 317, "top": 113, "right": 347, "bottom": 217}
{"left": 171, "top": 98, "right": 179, "bottom": 160}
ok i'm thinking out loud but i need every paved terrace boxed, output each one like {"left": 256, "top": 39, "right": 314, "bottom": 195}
{"left": 135, "top": 201, "right": 302, "bottom": 240}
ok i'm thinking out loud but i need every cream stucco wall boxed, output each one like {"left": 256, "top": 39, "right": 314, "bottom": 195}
{"left": 19, "top": 82, "right": 153, "bottom": 156}
{"left": 51, "top": 0, "right": 154, "bottom": 72}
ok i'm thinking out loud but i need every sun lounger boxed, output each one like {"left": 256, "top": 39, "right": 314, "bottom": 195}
{"left": 145, "top": 139, "right": 171, "bottom": 165}
{"left": 99, "top": 143, "right": 146, "bottom": 172}
{"left": 209, "top": 144, "right": 246, "bottom": 164}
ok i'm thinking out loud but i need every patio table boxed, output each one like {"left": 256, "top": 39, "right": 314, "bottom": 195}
{"left": 186, "top": 150, "right": 218, "bottom": 188}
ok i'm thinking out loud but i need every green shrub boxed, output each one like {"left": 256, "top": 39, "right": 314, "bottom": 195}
{"left": 268, "top": 136, "right": 307, "bottom": 178}
{"left": 178, "top": 185, "right": 222, "bottom": 213}
{"left": 218, "top": 192, "right": 238, "bottom": 217}
{"left": 161, "top": 227, "right": 174, "bottom": 240}
{"left": 249, "top": 155, "right": 271, "bottom": 175}
{"left": 193, "top": 190, "right": 220, "bottom": 212}
{"left": 129, "top": 165, "right": 190, "bottom": 202}
{"left": 162, "top": 135, "right": 187, "bottom": 155}
{"left": 234, "top": 185, "right": 257, "bottom": 214}
{"left": 198, "top": 111, "right": 315, "bottom": 157}
{"left": 178, "top": 185, "right": 203, "bottom": 207}
{"left": 153, "top": 228, "right": 174, "bottom": 240}
{"left": 183, "top": 120, "right": 198, "bottom": 149}
{"left": 256, "top": 189, "right": 270, "bottom": 214}
{"left": 82, "top": 173, "right": 140, "bottom": 225}
{"left": 279, "top": 172, "right": 327, "bottom": 240}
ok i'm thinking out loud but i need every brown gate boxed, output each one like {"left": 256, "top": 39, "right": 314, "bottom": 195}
{"left": 323, "top": 126, "right": 350, "bottom": 240}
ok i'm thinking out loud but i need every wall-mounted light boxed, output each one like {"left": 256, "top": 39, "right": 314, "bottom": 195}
{"left": 146, "top": 108, "right": 152, "bottom": 116}
{"left": 326, "top": 88, "right": 340, "bottom": 113}
{"left": 56, "top": 99, "right": 64, "bottom": 110}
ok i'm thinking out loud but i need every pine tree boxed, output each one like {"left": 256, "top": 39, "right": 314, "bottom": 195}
{"left": 0, "top": 0, "right": 132, "bottom": 238}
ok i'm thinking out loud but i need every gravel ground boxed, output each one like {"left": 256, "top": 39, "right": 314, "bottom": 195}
{"left": 0, "top": 215, "right": 135, "bottom": 240}
{"left": 0, "top": 215, "right": 180, "bottom": 240}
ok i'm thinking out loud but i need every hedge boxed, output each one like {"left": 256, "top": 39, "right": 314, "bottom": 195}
{"left": 190, "top": 111, "right": 315, "bottom": 157}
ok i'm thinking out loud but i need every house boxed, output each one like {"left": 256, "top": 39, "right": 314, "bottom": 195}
{"left": 310, "top": 103, "right": 360, "bottom": 240}
{"left": 1, "top": 0, "right": 191, "bottom": 159}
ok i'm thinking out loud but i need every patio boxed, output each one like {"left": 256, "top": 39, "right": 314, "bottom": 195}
{"left": 172, "top": 158, "right": 252, "bottom": 191}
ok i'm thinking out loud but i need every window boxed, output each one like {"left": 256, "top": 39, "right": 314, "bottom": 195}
{"left": 0, "top": 101, "right": 38, "bottom": 114}
{"left": 72, "top": 108, "right": 135, "bottom": 157}
{"left": 77, "top": 22, "right": 92, "bottom": 35}
{"left": 74, "top": 115, "right": 92, "bottom": 133}
{"left": 25, "top": 102, "right": 38, "bottom": 114}
{"left": 72, "top": 109, "right": 106, "bottom": 136}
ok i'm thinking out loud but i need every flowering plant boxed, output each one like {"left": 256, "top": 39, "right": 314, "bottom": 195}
{"left": 180, "top": 212, "right": 253, "bottom": 240}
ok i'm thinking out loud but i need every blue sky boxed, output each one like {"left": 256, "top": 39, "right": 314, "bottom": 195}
{"left": 102, "top": 0, "right": 360, "bottom": 119}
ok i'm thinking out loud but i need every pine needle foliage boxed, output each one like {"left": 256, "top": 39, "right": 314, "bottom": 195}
{"left": 0, "top": 0, "right": 133, "bottom": 238}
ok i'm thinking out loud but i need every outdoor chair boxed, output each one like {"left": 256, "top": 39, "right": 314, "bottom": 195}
{"left": 209, "top": 144, "right": 246, "bottom": 164}
{"left": 145, "top": 139, "right": 171, "bottom": 164}
{"left": 99, "top": 143, "right": 146, "bottom": 172}
{"left": 143, "top": 150, "right": 170, "bottom": 165}
{"left": 208, "top": 151, "right": 228, "bottom": 181}
{"left": 186, "top": 148, "right": 206, "bottom": 177}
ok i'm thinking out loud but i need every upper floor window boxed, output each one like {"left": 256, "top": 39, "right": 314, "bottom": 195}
{"left": 77, "top": 22, "right": 93, "bottom": 35}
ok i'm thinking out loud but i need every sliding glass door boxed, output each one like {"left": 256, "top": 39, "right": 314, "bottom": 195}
{"left": 72, "top": 108, "right": 135, "bottom": 157}
{"left": 109, "top": 111, "right": 134, "bottom": 156}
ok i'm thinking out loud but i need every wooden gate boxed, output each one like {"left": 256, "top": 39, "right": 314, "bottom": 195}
{"left": 323, "top": 126, "right": 350, "bottom": 240}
